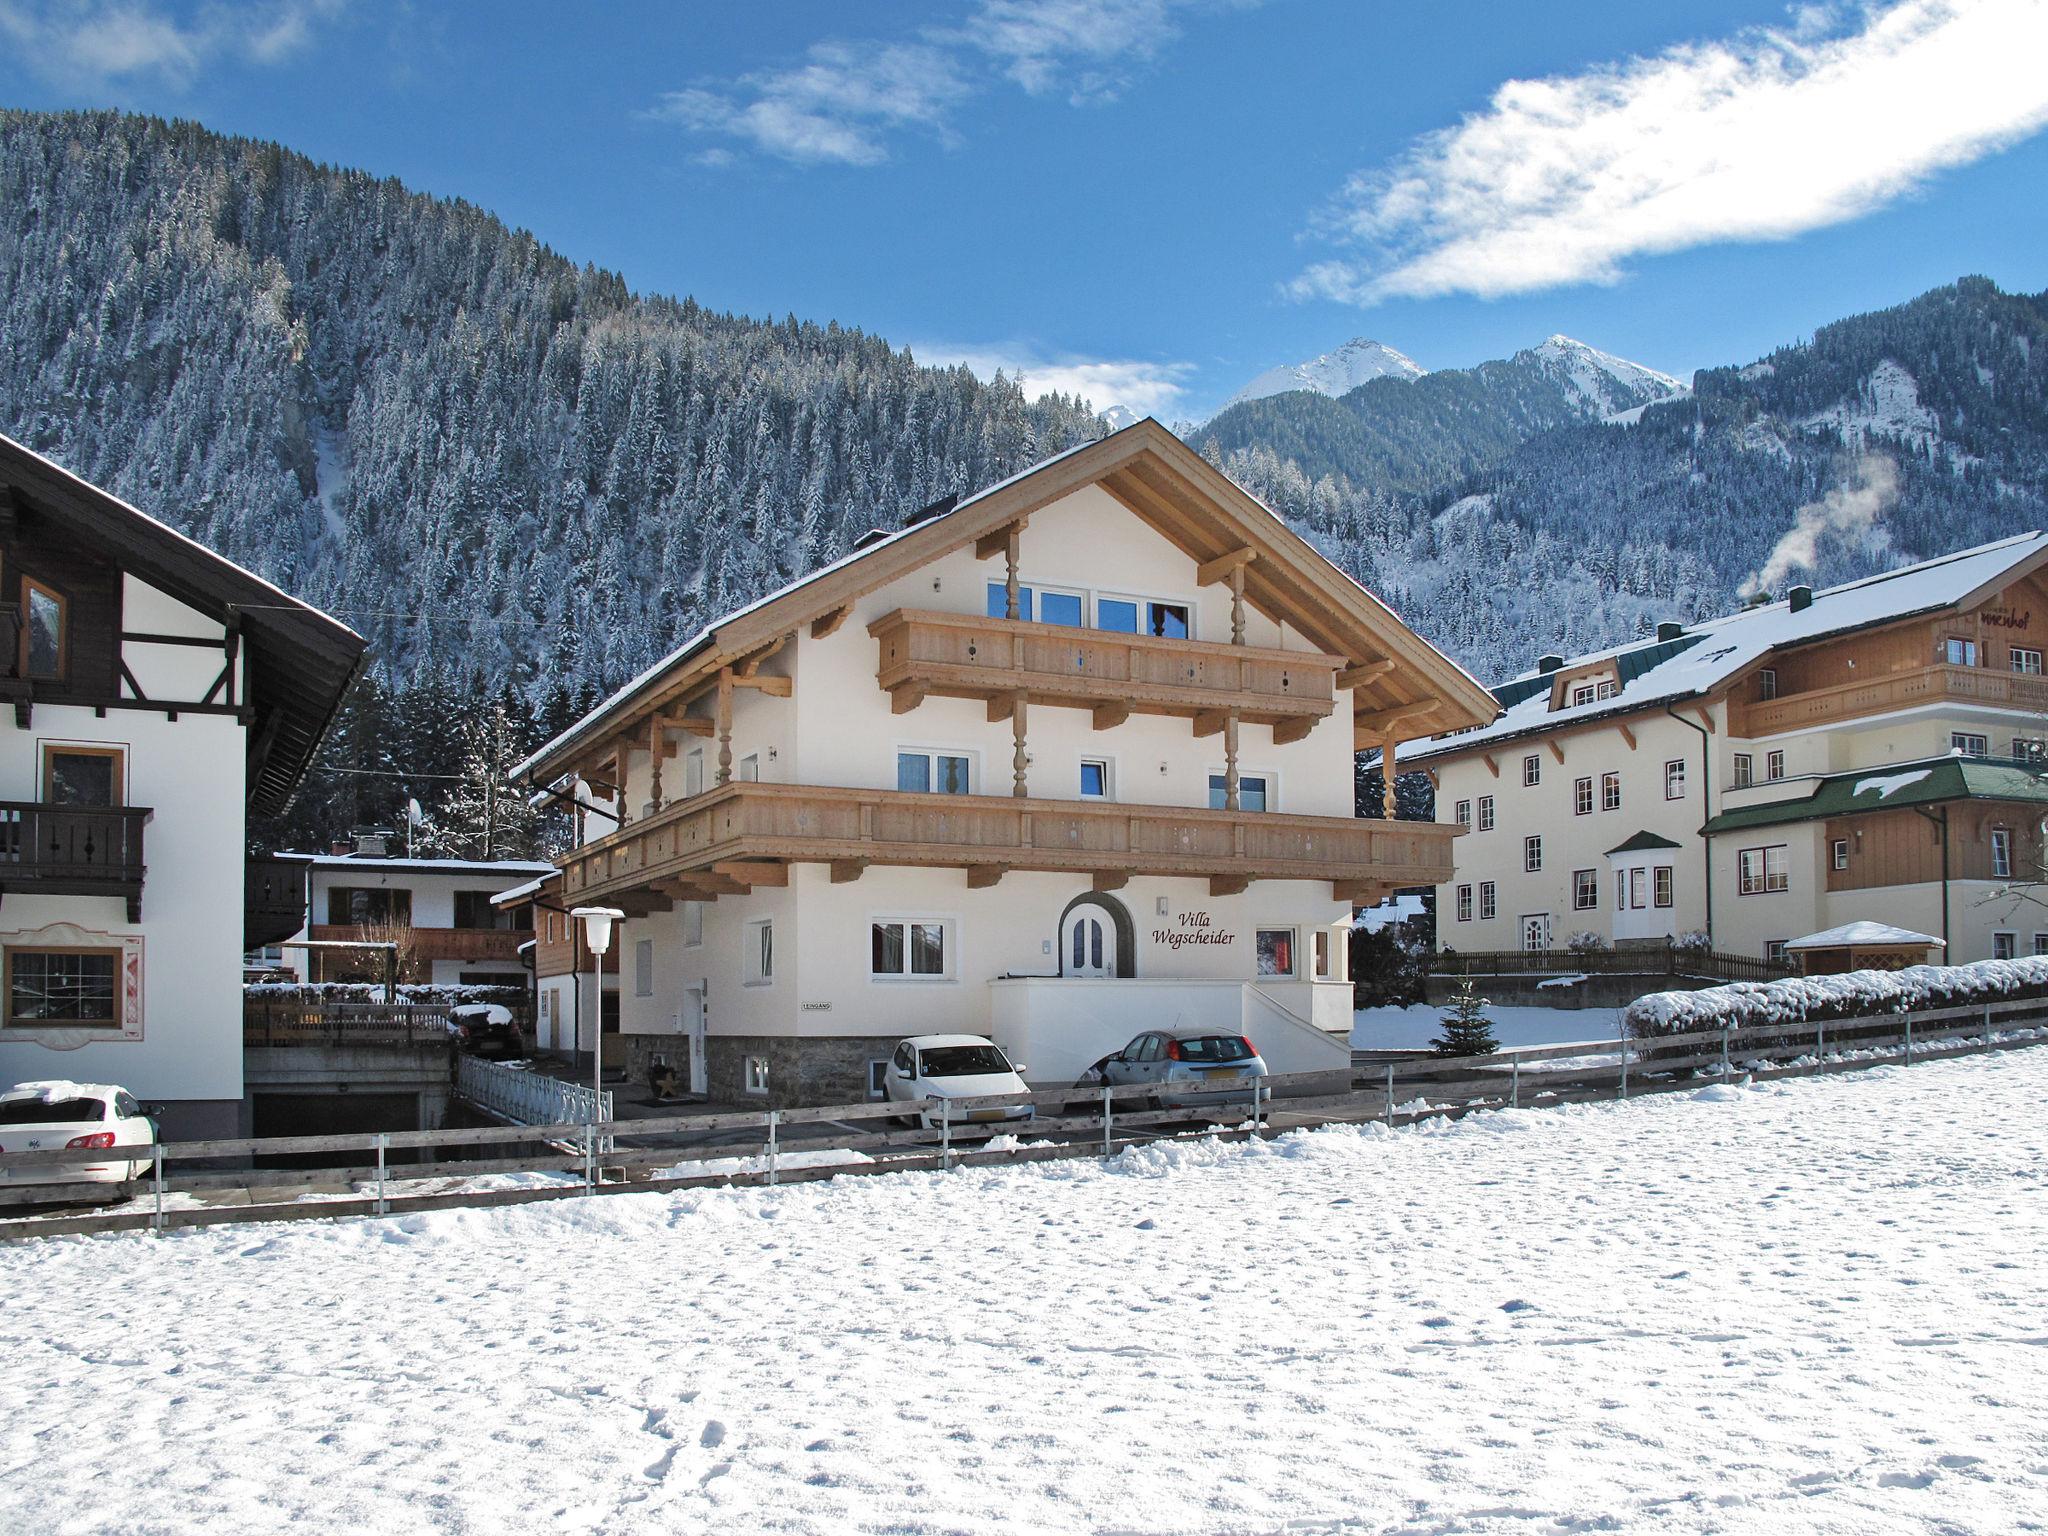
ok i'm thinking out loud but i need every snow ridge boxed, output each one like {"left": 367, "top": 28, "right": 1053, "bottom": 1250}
{"left": 1222, "top": 337, "right": 1428, "bottom": 410}
{"left": 1520, "top": 334, "right": 1688, "bottom": 419}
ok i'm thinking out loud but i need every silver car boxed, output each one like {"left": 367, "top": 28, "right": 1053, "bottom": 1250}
{"left": 1085, "top": 1028, "right": 1268, "bottom": 1114}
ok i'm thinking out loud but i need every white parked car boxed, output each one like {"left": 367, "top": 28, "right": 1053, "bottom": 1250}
{"left": 883, "top": 1035, "right": 1035, "bottom": 1130}
{"left": 0, "top": 1082, "right": 158, "bottom": 1198}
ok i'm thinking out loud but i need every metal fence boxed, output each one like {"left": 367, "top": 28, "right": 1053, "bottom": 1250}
{"left": 454, "top": 1055, "right": 612, "bottom": 1135}
{"left": 5, "top": 994, "right": 2046, "bottom": 1240}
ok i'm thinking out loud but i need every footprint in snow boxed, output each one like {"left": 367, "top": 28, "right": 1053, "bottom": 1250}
{"left": 700, "top": 1420, "right": 727, "bottom": 1449}
{"left": 1499, "top": 1299, "right": 1534, "bottom": 1313}
{"left": 1135, "top": 1218, "right": 1157, "bottom": 1230}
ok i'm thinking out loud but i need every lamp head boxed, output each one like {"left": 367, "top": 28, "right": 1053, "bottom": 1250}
{"left": 571, "top": 905, "right": 625, "bottom": 955}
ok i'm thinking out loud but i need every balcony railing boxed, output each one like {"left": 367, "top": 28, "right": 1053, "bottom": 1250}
{"left": 245, "top": 856, "right": 308, "bottom": 950}
{"left": 560, "top": 780, "right": 1453, "bottom": 905}
{"left": 1733, "top": 662, "right": 2048, "bottom": 737}
{"left": 869, "top": 607, "right": 1342, "bottom": 729}
{"left": 0, "top": 802, "right": 149, "bottom": 920}
{"left": 243, "top": 1000, "right": 454, "bottom": 1047}
{"left": 310, "top": 924, "right": 531, "bottom": 965}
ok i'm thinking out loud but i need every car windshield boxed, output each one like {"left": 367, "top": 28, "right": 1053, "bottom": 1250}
{"left": 1175, "top": 1036, "right": 1254, "bottom": 1063}
{"left": 0, "top": 1096, "right": 108, "bottom": 1126}
{"left": 918, "top": 1046, "right": 1012, "bottom": 1078}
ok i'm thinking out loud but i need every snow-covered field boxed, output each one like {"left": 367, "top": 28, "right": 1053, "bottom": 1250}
{"left": 1353, "top": 1001, "right": 1624, "bottom": 1050}
{"left": 4, "top": 1052, "right": 2046, "bottom": 1535}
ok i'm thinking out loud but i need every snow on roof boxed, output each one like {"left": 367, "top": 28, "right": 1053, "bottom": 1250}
{"left": 490, "top": 875, "right": 554, "bottom": 907}
{"left": 285, "top": 855, "right": 557, "bottom": 875}
{"left": 1408, "top": 530, "right": 2048, "bottom": 762}
{"left": 1785, "top": 922, "right": 1944, "bottom": 950}
{"left": 1351, "top": 893, "right": 1426, "bottom": 930}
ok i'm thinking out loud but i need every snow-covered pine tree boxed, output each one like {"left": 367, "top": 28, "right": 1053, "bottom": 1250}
{"left": 1431, "top": 978, "right": 1500, "bottom": 1057}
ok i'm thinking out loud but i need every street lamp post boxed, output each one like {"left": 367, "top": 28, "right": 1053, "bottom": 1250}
{"left": 570, "top": 906, "right": 624, "bottom": 1123}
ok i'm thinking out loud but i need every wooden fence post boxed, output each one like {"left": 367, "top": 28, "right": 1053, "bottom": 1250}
{"left": 939, "top": 1099, "right": 952, "bottom": 1170}
{"left": 374, "top": 1133, "right": 388, "bottom": 1216}
{"left": 1385, "top": 1064, "right": 1396, "bottom": 1126}
{"left": 1904, "top": 1013, "right": 1913, "bottom": 1065}
{"left": 151, "top": 1144, "right": 165, "bottom": 1232}
{"left": 1720, "top": 1027, "right": 1731, "bottom": 1077}
{"left": 1510, "top": 1058, "right": 1519, "bottom": 1109}
{"left": 766, "top": 1110, "right": 779, "bottom": 1186}
{"left": 1101, "top": 1085, "right": 1113, "bottom": 1156}
{"left": 1619, "top": 1041, "right": 1630, "bottom": 1100}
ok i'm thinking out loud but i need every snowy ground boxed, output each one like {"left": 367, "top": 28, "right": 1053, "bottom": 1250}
{"left": 1353, "top": 1001, "right": 1624, "bottom": 1050}
{"left": 3, "top": 1053, "right": 2046, "bottom": 1535}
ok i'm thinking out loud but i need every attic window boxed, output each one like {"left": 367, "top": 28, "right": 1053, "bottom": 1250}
{"left": 22, "top": 578, "right": 65, "bottom": 680}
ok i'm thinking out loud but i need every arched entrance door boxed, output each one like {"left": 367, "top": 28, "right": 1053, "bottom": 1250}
{"left": 1062, "top": 905, "right": 1118, "bottom": 977}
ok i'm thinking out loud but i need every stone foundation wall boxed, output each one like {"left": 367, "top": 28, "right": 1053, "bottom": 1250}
{"left": 706, "top": 1034, "right": 898, "bottom": 1108}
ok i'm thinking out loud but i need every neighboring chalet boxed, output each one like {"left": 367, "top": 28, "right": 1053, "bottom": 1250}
{"left": 275, "top": 833, "right": 552, "bottom": 987}
{"left": 0, "top": 434, "right": 363, "bottom": 1136}
{"left": 1407, "top": 533, "right": 2048, "bottom": 966}
{"left": 491, "top": 870, "right": 620, "bottom": 1070}
{"left": 515, "top": 420, "right": 1495, "bottom": 1105}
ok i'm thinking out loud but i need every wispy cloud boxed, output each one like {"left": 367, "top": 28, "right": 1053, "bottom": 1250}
{"left": 652, "top": 0, "right": 1251, "bottom": 167}
{"left": 0, "top": 0, "right": 342, "bottom": 89}
{"left": 912, "top": 340, "right": 1195, "bottom": 418}
{"left": 1293, "top": 0, "right": 2048, "bottom": 305}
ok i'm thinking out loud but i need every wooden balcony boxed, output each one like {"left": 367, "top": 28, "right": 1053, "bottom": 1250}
{"left": 245, "top": 856, "right": 308, "bottom": 950}
{"left": 1732, "top": 662, "right": 2048, "bottom": 737}
{"left": 559, "top": 780, "right": 1453, "bottom": 907}
{"left": 310, "top": 924, "right": 530, "bottom": 966}
{"left": 869, "top": 607, "right": 1342, "bottom": 735}
{"left": 0, "top": 802, "right": 149, "bottom": 920}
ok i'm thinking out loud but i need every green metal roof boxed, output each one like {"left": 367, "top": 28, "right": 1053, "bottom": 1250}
{"left": 1703, "top": 757, "right": 2048, "bottom": 835}
{"left": 1606, "top": 830, "right": 1685, "bottom": 854}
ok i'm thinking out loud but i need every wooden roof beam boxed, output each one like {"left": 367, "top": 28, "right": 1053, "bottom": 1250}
{"left": 974, "top": 517, "right": 1029, "bottom": 560}
{"left": 1272, "top": 716, "right": 1316, "bottom": 746}
{"left": 731, "top": 673, "right": 793, "bottom": 697}
{"left": 714, "top": 861, "right": 788, "bottom": 887}
{"left": 1196, "top": 547, "right": 1256, "bottom": 586}
{"left": 1357, "top": 700, "right": 1439, "bottom": 734}
{"left": 829, "top": 859, "right": 868, "bottom": 884}
{"left": 1338, "top": 659, "right": 1396, "bottom": 691}
{"left": 1092, "top": 702, "right": 1131, "bottom": 730}
{"left": 811, "top": 605, "right": 853, "bottom": 640}
{"left": 1209, "top": 875, "right": 1250, "bottom": 897}
{"left": 1548, "top": 740, "right": 1566, "bottom": 765}
{"left": 966, "top": 865, "right": 1006, "bottom": 889}
{"left": 1092, "top": 872, "right": 1128, "bottom": 893}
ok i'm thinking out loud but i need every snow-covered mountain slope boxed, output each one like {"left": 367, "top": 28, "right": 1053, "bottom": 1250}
{"left": 1222, "top": 337, "right": 1427, "bottom": 411}
{"left": 1520, "top": 334, "right": 1687, "bottom": 419}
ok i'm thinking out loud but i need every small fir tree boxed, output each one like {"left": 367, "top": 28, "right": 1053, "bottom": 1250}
{"left": 1432, "top": 977, "right": 1499, "bottom": 1057}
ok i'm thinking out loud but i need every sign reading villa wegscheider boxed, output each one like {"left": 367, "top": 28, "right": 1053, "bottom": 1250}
{"left": 1152, "top": 911, "right": 1236, "bottom": 950}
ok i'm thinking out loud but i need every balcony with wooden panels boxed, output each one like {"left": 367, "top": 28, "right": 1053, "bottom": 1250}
{"left": 310, "top": 925, "right": 530, "bottom": 965}
{"left": 0, "top": 802, "right": 149, "bottom": 920}
{"left": 558, "top": 779, "right": 1453, "bottom": 908}
{"left": 868, "top": 607, "right": 1343, "bottom": 737}
{"left": 1731, "top": 662, "right": 2048, "bottom": 737}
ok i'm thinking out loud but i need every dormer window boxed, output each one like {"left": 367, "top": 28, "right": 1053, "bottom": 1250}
{"left": 22, "top": 577, "right": 64, "bottom": 679}
{"left": 1758, "top": 668, "right": 1778, "bottom": 700}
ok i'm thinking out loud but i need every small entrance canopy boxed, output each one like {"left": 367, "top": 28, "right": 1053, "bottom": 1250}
{"left": 1784, "top": 922, "right": 1945, "bottom": 975}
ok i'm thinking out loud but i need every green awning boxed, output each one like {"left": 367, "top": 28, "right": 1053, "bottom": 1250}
{"left": 1606, "top": 830, "right": 1685, "bottom": 855}
{"left": 1703, "top": 757, "right": 2048, "bottom": 834}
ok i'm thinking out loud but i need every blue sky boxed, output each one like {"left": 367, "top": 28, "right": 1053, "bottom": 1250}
{"left": 3, "top": 0, "right": 2046, "bottom": 421}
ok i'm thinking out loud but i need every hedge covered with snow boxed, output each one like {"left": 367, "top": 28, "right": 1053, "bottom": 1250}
{"left": 1625, "top": 956, "right": 2048, "bottom": 1038}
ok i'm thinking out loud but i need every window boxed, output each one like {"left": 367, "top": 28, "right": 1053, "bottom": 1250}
{"left": 871, "top": 919, "right": 948, "bottom": 979}
{"left": 1601, "top": 772, "right": 1620, "bottom": 812}
{"left": 744, "top": 919, "right": 773, "bottom": 985}
{"left": 1454, "top": 799, "right": 1471, "bottom": 829}
{"left": 738, "top": 753, "right": 760, "bottom": 783}
{"left": 1314, "top": 930, "right": 1333, "bottom": 980}
{"left": 1732, "top": 753, "right": 1753, "bottom": 789}
{"left": 1477, "top": 796, "right": 1495, "bottom": 832}
{"left": 1832, "top": 838, "right": 1850, "bottom": 871}
{"left": 1524, "top": 835, "right": 1542, "bottom": 872}
{"left": 1758, "top": 668, "right": 1778, "bottom": 700}
{"left": 1653, "top": 866, "right": 1674, "bottom": 908}
{"left": 866, "top": 1060, "right": 890, "bottom": 1099}
{"left": 898, "top": 749, "right": 972, "bottom": 795}
{"left": 985, "top": 582, "right": 1084, "bottom": 626}
{"left": 41, "top": 745, "right": 121, "bottom": 806}
{"left": 1664, "top": 759, "right": 1687, "bottom": 799}
{"left": 1615, "top": 870, "right": 1627, "bottom": 911}
{"left": 1455, "top": 884, "right": 1472, "bottom": 922}
{"left": 452, "top": 891, "right": 516, "bottom": 930}
{"left": 2034, "top": 933, "right": 2048, "bottom": 957}
{"left": 1478, "top": 882, "right": 1497, "bottom": 920}
{"left": 327, "top": 887, "right": 411, "bottom": 926}
{"left": 5, "top": 948, "right": 118, "bottom": 1027}
{"left": 1572, "top": 869, "right": 1597, "bottom": 910}
{"left": 1574, "top": 776, "right": 1593, "bottom": 816}
{"left": 2012, "top": 647, "right": 2043, "bottom": 675}
{"left": 743, "top": 1055, "right": 770, "bottom": 1096}
{"left": 1945, "top": 637, "right": 1979, "bottom": 667}
{"left": 2014, "top": 736, "right": 2048, "bottom": 764}
{"left": 1993, "top": 932, "right": 2017, "bottom": 961}
{"left": 1765, "top": 939, "right": 1788, "bottom": 966}
{"left": 1628, "top": 868, "right": 1647, "bottom": 909}
{"left": 1739, "top": 845, "right": 1789, "bottom": 896}
{"left": 1952, "top": 732, "right": 1989, "bottom": 758}
{"left": 1571, "top": 684, "right": 1595, "bottom": 707}
{"left": 1255, "top": 928, "right": 1296, "bottom": 977}
{"left": 1992, "top": 827, "right": 2012, "bottom": 879}
{"left": 1523, "top": 754, "right": 1541, "bottom": 787}
{"left": 1208, "top": 774, "right": 1269, "bottom": 811}
{"left": 633, "top": 938, "right": 653, "bottom": 997}
{"left": 1097, "top": 596, "right": 1190, "bottom": 639}
{"left": 684, "top": 749, "right": 705, "bottom": 799}
{"left": 682, "top": 901, "right": 704, "bottom": 947}
{"left": 1596, "top": 680, "right": 1617, "bottom": 700}
{"left": 1079, "top": 758, "right": 1112, "bottom": 800}
{"left": 22, "top": 578, "right": 65, "bottom": 679}
{"left": 1766, "top": 750, "right": 1785, "bottom": 781}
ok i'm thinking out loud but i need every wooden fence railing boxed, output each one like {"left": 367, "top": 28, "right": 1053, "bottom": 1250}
{"left": 1432, "top": 944, "right": 1794, "bottom": 984}
{"left": 8, "top": 993, "right": 2046, "bottom": 1240}
{"left": 242, "top": 1001, "right": 454, "bottom": 1047}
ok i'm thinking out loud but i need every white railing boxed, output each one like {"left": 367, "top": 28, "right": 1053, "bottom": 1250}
{"left": 455, "top": 1056, "right": 613, "bottom": 1140}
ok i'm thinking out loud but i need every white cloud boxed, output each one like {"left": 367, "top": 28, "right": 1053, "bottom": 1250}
{"left": 653, "top": 0, "right": 1251, "bottom": 166}
{"left": 0, "top": 0, "right": 342, "bottom": 89}
{"left": 1293, "top": 0, "right": 2048, "bottom": 304}
{"left": 912, "top": 340, "right": 1195, "bottom": 417}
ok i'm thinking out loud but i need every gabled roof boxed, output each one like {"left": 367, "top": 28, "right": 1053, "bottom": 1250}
{"left": 1408, "top": 530, "right": 2048, "bottom": 764}
{"left": 518, "top": 418, "right": 1497, "bottom": 782}
{"left": 1606, "top": 830, "right": 1684, "bottom": 855}
{"left": 1786, "top": 922, "right": 1943, "bottom": 950}
{"left": 1702, "top": 754, "right": 2048, "bottom": 834}
{"left": 1, "top": 433, "right": 365, "bottom": 813}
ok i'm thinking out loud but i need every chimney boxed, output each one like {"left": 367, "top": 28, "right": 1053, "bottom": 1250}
{"left": 329, "top": 839, "right": 352, "bottom": 857}
{"left": 850, "top": 527, "right": 894, "bottom": 551}
{"left": 1656, "top": 621, "right": 1685, "bottom": 642}
{"left": 901, "top": 492, "right": 959, "bottom": 528}
{"left": 351, "top": 829, "right": 389, "bottom": 858}
{"left": 1788, "top": 584, "right": 1813, "bottom": 613}
{"left": 1746, "top": 590, "right": 1773, "bottom": 610}
{"left": 1538, "top": 654, "right": 1565, "bottom": 674}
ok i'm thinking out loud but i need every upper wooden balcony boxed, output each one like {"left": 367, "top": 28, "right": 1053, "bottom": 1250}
{"left": 310, "top": 924, "right": 531, "bottom": 965}
{"left": 558, "top": 779, "right": 1454, "bottom": 909}
{"left": 1731, "top": 662, "right": 2048, "bottom": 738}
{"left": 0, "top": 802, "right": 149, "bottom": 920}
{"left": 245, "top": 856, "right": 309, "bottom": 950}
{"left": 869, "top": 608, "right": 1343, "bottom": 737}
